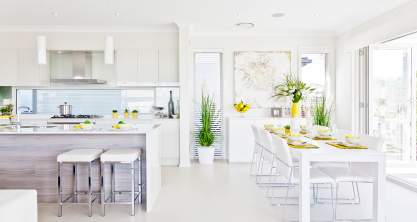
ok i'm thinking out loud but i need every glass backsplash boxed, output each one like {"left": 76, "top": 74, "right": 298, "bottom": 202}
{"left": 16, "top": 88, "right": 179, "bottom": 115}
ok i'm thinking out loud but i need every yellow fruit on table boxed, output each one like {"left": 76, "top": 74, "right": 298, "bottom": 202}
{"left": 234, "top": 100, "right": 250, "bottom": 113}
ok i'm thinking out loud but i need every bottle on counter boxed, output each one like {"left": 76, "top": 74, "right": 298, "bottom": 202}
{"left": 168, "top": 90, "right": 175, "bottom": 118}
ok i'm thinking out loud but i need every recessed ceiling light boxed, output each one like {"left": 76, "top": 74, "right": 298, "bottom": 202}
{"left": 272, "top": 12, "right": 285, "bottom": 18}
{"left": 51, "top": 11, "right": 59, "bottom": 17}
{"left": 114, "top": 12, "right": 120, "bottom": 17}
{"left": 235, "top": 22, "right": 255, "bottom": 29}
{"left": 313, "top": 13, "right": 320, "bottom": 17}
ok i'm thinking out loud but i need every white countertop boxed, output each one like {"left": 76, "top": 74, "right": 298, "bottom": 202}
{"left": 0, "top": 123, "right": 160, "bottom": 135}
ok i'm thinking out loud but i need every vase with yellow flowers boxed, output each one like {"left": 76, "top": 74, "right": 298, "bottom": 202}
{"left": 233, "top": 100, "right": 250, "bottom": 117}
{"left": 273, "top": 74, "right": 314, "bottom": 131}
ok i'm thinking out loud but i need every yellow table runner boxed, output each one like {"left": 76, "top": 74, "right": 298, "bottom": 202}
{"left": 306, "top": 135, "right": 336, "bottom": 141}
{"left": 326, "top": 142, "right": 368, "bottom": 149}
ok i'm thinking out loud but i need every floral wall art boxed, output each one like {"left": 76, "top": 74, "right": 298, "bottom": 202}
{"left": 233, "top": 51, "right": 291, "bottom": 108}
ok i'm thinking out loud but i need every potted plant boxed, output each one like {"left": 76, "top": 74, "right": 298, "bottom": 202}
{"left": 312, "top": 97, "right": 331, "bottom": 127}
{"left": 233, "top": 100, "right": 250, "bottom": 117}
{"left": 273, "top": 74, "right": 314, "bottom": 118}
{"left": 112, "top": 110, "right": 118, "bottom": 119}
{"left": 0, "top": 104, "right": 13, "bottom": 116}
{"left": 132, "top": 109, "right": 139, "bottom": 119}
{"left": 198, "top": 94, "right": 216, "bottom": 165}
{"left": 124, "top": 108, "right": 129, "bottom": 119}
{"left": 284, "top": 125, "right": 291, "bottom": 136}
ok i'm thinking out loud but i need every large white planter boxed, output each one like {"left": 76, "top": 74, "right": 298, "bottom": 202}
{"left": 198, "top": 146, "right": 215, "bottom": 165}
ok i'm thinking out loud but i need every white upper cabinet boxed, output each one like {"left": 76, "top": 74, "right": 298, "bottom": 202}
{"left": 116, "top": 49, "right": 139, "bottom": 86}
{"left": 158, "top": 49, "right": 179, "bottom": 84}
{"left": 0, "top": 49, "right": 18, "bottom": 86}
{"left": 20, "top": 49, "right": 50, "bottom": 86}
{"left": 138, "top": 49, "right": 158, "bottom": 84}
{"left": 116, "top": 48, "right": 178, "bottom": 86}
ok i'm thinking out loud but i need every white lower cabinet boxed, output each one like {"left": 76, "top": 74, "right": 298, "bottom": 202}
{"left": 156, "top": 119, "right": 180, "bottom": 166}
{"left": 228, "top": 117, "right": 304, "bottom": 163}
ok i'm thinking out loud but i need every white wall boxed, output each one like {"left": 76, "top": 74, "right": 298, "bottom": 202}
{"left": 190, "top": 35, "right": 336, "bottom": 118}
{"left": 335, "top": 0, "right": 417, "bottom": 130}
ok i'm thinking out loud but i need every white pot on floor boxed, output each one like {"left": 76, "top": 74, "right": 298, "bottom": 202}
{"left": 198, "top": 146, "right": 215, "bottom": 164}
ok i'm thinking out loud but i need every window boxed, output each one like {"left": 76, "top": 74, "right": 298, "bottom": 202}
{"left": 300, "top": 53, "right": 327, "bottom": 97}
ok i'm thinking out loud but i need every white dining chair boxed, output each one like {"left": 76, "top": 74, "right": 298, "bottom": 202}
{"left": 318, "top": 134, "right": 384, "bottom": 221}
{"left": 250, "top": 124, "right": 262, "bottom": 176}
{"left": 268, "top": 136, "right": 336, "bottom": 220}
{"left": 256, "top": 127, "right": 276, "bottom": 184}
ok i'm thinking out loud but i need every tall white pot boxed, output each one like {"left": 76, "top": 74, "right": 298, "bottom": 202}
{"left": 198, "top": 146, "right": 215, "bottom": 165}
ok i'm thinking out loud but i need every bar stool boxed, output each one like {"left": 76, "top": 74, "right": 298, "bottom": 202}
{"left": 57, "top": 149, "right": 103, "bottom": 217}
{"left": 100, "top": 148, "right": 142, "bottom": 216}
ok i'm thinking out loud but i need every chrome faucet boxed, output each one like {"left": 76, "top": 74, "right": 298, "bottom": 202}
{"left": 10, "top": 106, "right": 31, "bottom": 126}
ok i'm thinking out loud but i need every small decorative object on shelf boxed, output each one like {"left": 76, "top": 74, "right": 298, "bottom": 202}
{"left": 124, "top": 108, "right": 129, "bottom": 119}
{"left": 132, "top": 109, "right": 139, "bottom": 119}
{"left": 112, "top": 110, "right": 118, "bottom": 119}
{"left": 284, "top": 125, "right": 291, "bottom": 136}
{"left": 198, "top": 93, "right": 216, "bottom": 165}
{"left": 233, "top": 100, "right": 250, "bottom": 116}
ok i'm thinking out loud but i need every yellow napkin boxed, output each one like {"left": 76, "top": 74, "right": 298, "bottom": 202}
{"left": 288, "top": 143, "right": 319, "bottom": 149}
{"left": 326, "top": 142, "right": 368, "bottom": 149}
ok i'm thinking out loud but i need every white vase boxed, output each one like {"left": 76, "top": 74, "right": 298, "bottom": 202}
{"left": 198, "top": 146, "right": 215, "bottom": 165}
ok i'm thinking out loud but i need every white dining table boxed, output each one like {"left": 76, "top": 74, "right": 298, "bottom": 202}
{"left": 290, "top": 139, "right": 386, "bottom": 222}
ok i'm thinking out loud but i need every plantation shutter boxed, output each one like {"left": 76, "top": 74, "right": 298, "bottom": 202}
{"left": 192, "top": 52, "right": 224, "bottom": 159}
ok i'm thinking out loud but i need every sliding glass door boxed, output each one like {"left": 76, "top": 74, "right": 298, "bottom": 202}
{"left": 368, "top": 46, "right": 414, "bottom": 160}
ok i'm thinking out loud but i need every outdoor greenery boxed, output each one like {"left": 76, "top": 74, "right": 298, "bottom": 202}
{"left": 273, "top": 74, "right": 315, "bottom": 103}
{"left": 198, "top": 94, "right": 215, "bottom": 147}
{"left": 312, "top": 97, "right": 331, "bottom": 127}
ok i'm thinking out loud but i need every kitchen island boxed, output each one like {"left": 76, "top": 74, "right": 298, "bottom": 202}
{"left": 0, "top": 123, "right": 161, "bottom": 212}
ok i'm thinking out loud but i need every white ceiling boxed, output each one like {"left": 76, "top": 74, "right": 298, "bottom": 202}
{"left": 0, "top": 0, "right": 412, "bottom": 35}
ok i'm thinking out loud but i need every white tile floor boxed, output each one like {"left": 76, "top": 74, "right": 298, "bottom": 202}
{"left": 39, "top": 162, "right": 417, "bottom": 222}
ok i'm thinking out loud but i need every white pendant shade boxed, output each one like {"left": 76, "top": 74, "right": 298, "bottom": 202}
{"left": 104, "top": 36, "right": 114, "bottom": 64}
{"left": 37, "top": 36, "right": 47, "bottom": 65}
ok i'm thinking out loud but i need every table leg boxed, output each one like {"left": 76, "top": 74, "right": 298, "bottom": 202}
{"left": 299, "top": 155, "right": 310, "bottom": 222}
{"left": 373, "top": 158, "right": 385, "bottom": 222}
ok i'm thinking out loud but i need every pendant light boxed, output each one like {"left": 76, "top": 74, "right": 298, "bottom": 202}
{"left": 104, "top": 36, "right": 114, "bottom": 64}
{"left": 37, "top": 36, "right": 47, "bottom": 65}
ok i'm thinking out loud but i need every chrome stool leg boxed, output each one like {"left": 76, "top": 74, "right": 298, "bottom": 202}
{"left": 101, "top": 162, "right": 106, "bottom": 216}
{"left": 131, "top": 162, "right": 135, "bottom": 216}
{"left": 88, "top": 162, "right": 92, "bottom": 217}
{"left": 73, "top": 164, "right": 78, "bottom": 203}
{"left": 111, "top": 163, "right": 115, "bottom": 202}
{"left": 58, "top": 162, "right": 63, "bottom": 217}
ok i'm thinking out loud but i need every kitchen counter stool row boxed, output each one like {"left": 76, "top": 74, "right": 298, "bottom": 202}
{"left": 57, "top": 148, "right": 143, "bottom": 217}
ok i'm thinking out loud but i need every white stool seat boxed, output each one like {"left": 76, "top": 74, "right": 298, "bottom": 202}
{"left": 100, "top": 148, "right": 141, "bottom": 163}
{"left": 57, "top": 149, "right": 103, "bottom": 163}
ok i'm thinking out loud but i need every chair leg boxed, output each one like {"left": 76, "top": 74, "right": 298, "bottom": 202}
{"left": 130, "top": 162, "right": 135, "bottom": 216}
{"left": 335, "top": 183, "right": 339, "bottom": 221}
{"left": 330, "top": 184, "right": 335, "bottom": 221}
{"left": 256, "top": 148, "right": 264, "bottom": 183}
{"left": 88, "top": 162, "right": 92, "bottom": 217}
{"left": 101, "top": 162, "right": 105, "bottom": 216}
{"left": 355, "top": 182, "right": 361, "bottom": 204}
{"left": 58, "top": 162, "right": 63, "bottom": 217}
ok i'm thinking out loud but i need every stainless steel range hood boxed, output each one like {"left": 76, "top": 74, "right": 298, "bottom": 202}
{"left": 49, "top": 50, "right": 107, "bottom": 84}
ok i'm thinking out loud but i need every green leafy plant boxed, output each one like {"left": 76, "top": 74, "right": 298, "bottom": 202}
{"left": 124, "top": 108, "right": 129, "bottom": 113}
{"left": 284, "top": 125, "right": 291, "bottom": 130}
{"left": 112, "top": 110, "right": 118, "bottom": 113}
{"left": 0, "top": 104, "right": 13, "bottom": 116}
{"left": 312, "top": 97, "right": 331, "bottom": 127}
{"left": 132, "top": 109, "right": 138, "bottom": 113}
{"left": 198, "top": 94, "right": 215, "bottom": 147}
{"left": 273, "top": 74, "right": 315, "bottom": 103}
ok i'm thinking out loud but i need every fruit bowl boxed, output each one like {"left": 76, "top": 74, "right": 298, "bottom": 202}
{"left": 234, "top": 101, "right": 250, "bottom": 113}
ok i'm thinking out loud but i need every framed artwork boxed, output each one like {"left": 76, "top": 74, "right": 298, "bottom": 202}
{"left": 234, "top": 51, "right": 291, "bottom": 108}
